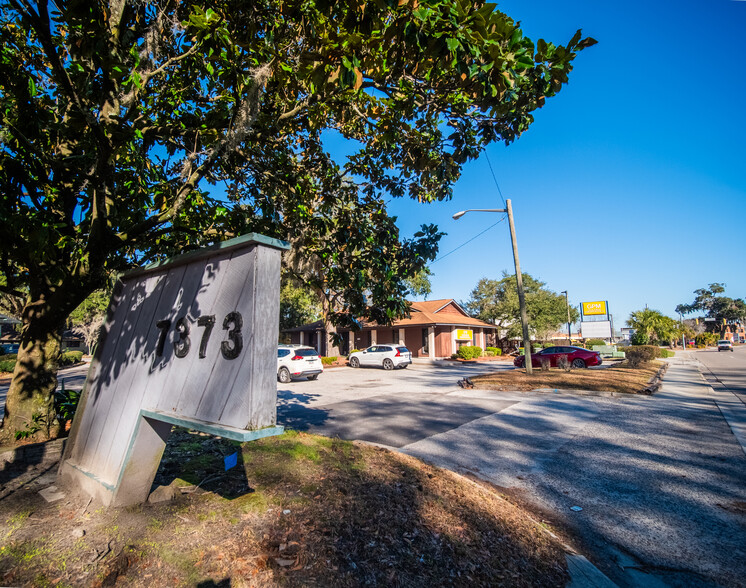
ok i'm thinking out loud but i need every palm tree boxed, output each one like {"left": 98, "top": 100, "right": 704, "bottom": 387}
{"left": 627, "top": 309, "right": 665, "bottom": 343}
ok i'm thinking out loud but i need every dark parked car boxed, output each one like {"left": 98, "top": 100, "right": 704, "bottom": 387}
{"left": 513, "top": 346, "right": 602, "bottom": 369}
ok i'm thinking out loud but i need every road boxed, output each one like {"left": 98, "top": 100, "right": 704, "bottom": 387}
{"left": 0, "top": 363, "right": 91, "bottom": 415}
{"left": 696, "top": 345, "right": 746, "bottom": 404}
{"left": 277, "top": 350, "right": 746, "bottom": 588}
{"left": 3, "top": 350, "right": 745, "bottom": 586}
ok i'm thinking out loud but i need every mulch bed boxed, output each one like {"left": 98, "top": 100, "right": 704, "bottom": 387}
{"left": 0, "top": 430, "right": 573, "bottom": 587}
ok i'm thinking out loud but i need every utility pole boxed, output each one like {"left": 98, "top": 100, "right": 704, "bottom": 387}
{"left": 452, "top": 199, "right": 532, "bottom": 373}
{"left": 506, "top": 200, "right": 532, "bottom": 374}
{"left": 561, "top": 290, "right": 571, "bottom": 344}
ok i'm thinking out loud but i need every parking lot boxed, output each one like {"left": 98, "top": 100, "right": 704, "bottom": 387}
{"left": 278, "top": 353, "right": 746, "bottom": 588}
{"left": 277, "top": 359, "right": 520, "bottom": 447}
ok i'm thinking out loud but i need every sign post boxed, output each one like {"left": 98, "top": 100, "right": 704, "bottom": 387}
{"left": 59, "top": 234, "right": 289, "bottom": 506}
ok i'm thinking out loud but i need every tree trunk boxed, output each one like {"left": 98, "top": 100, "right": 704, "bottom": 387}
{"left": 1, "top": 300, "right": 64, "bottom": 444}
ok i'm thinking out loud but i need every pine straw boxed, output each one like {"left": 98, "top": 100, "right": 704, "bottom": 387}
{"left": 470, "top": 361, "right": 664, "bottom": 395}
{"left": 0, "top": 430, "right": 570, "bottom": 587}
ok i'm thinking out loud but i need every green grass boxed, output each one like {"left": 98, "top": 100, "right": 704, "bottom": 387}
{"left": 0, "top": 539, "right": 49, "bottom": 563}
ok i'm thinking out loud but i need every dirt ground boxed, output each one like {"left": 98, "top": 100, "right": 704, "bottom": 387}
{"left": 0, "top": 429, "right": 574, "bottom": 587}
{"left": 470, "top": 360, "right": 665, "bottom": 394}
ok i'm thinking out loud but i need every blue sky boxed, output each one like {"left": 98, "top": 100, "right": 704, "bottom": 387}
{"left": 377, "top": 0, "right": 746, "bottom": 327}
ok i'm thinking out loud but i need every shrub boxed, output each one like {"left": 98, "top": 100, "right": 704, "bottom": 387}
{"left": 557, "top": 354, "right": 570, "bottom": 372}
{"left": 59, "top": 351, "right": 84, "bottom": 366}
{"left": 540, "top": 357, "right": 550, "bottom": 371}
{"left": 55, "top": 385, "right": 81, "bottom": 422}
{"left": 657, "top": 349, "right": 675, "bottom": 358}
{"left": 625, "top": 345, "right": 658, "bottom": 367}
{"left": 630, "top": 331, "right": 649, "bottom": 346}
{"left": 585, "top": 339, "right": 606, "bottom": 348}
{"left": 450, "top": 353, "right": 458, "bottom": 360}
{"left": 457, "top": 346, "right": 483, "bottom": 360}
{"left": 485, "top": 347, "right": 501, "bottom": 356}
{"left": 0, "top": 359, "right": 16, "bottom": 373}
{"left": 485, "top": 350, "right": 495, "bottom": 357}
{"left": 321, "top": 356, "right": 337, "bottom": 366}
{"left": 695, "top": 333, "right": 718, "bottom": 347}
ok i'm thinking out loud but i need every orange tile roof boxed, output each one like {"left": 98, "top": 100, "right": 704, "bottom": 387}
{"left": 390, "top": 299, "right": 495, "bottom": 329}
{"left": 282, "top": 299, "right": 496, "bottom": 331}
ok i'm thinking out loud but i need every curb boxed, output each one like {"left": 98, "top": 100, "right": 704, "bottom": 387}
{"left": 566, "top": 554, "right": 618, "bottom": 587}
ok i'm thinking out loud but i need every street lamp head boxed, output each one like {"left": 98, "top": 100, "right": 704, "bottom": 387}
{"left": 452, "top": 211, "right": 466, "bottom": 220}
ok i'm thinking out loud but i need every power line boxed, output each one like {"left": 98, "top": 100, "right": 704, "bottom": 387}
{"left": 484, "top": 152, "right": 507, "bottom": 208}
{"left": 432, "top": 215, "right": 507, "bottom": 264}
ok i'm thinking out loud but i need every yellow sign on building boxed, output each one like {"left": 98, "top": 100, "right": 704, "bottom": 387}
{"left": 456, "top": 329, "right": 473, "bottom": 341}
{"left": 582, "top": 301, "right": 607, "bottom": 316}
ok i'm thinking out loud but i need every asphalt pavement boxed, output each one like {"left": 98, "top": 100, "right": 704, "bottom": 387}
{"left": 277, "top": 350, "right": 746, "bottom": 588}
{"left": 3, "top": 350, "right": 745, "bottom": 587}
{"left": 0, "top": 363, "right": 91, "bottom": 415}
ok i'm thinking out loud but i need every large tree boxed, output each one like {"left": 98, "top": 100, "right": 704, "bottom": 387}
{"left": 0, "top": 0, "right": 594, "bottom": 440}
{"left": 404, "top": 268, "right": 433, "bottom": 300}
{"left": 279, "top": 279, "right": 322, "bottom": 332}
{"left": 464, "top": 273, "right": 579, "bottom": 344}
{"left": 676, "top": 283, "right": 746, "bottom": 335}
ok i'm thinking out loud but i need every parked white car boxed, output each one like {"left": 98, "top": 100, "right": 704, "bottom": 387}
{"left": 277, "top": 345, "right": 323, "bottom": 383}
{"left": 348, "top": 345, "right": 412, "bottom": 370}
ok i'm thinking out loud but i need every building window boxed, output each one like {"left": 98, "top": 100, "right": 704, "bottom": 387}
{"left": 392, "top": 329, "right": 399, "bottom": 345}
{"left": 422, "top": 328, "right": 429, "bottom": 354}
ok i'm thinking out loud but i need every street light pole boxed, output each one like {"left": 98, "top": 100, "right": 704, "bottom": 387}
{"left": 453, "top": 199, "right": 532, "bottom": 374}
{"left": 561, "top": 290, "right": 571, "bottom": 344}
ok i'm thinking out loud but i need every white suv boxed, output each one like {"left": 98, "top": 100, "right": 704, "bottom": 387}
{"left": 348, "top": 345, "right": 412, "bottom": 370}
{"left": 277, "top": 345, "right": 323, "bottom": 383}
{"left": 717, "top": 340, "right": 734, "bottom": 352}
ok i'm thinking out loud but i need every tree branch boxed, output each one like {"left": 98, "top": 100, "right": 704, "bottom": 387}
{"left": 10, "top": 0, "right": 88, "bottom": 119}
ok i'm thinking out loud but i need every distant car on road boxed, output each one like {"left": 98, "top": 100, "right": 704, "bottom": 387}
{"left": 513, "top": 345, "right": 602, "bottom": 369}
{"left": 0, "top": 343, "right": 19, "bottom": 354}
{"left": 277, "top": 345, "right": 323, "bottom": 383}
{"left": 348, "top": 345, "right": 412, "bottom": 370}
{"left": 717, "top": 340, "right": 734, "bottom": 352}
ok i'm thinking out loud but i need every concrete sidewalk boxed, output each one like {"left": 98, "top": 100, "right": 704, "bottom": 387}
{"left": 399, "top": 353, "right": 746, "bottom": 587}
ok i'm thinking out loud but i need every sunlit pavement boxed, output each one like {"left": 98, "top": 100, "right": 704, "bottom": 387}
{"left": 0, "top": 363, "right": 91, "bottom": 415}
{"left": 279, "top": 349, "right": 746, "bottom": 588}
{"left": 4, "top": 350, "right": 745, "bottom": 587}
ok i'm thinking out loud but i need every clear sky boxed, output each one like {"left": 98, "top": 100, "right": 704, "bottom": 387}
{"left": 379, "top": 0, "right": 746, "bottom": 327}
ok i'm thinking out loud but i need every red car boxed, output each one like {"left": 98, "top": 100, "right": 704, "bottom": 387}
{"left": 513, "top": 346, "right": 602, "bottom": 369}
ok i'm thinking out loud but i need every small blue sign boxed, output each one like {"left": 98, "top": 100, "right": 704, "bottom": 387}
{"left": 224, "top": 452, "right": 238, "bottom": 471}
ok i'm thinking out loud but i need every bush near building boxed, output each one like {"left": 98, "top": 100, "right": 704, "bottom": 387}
{"left": 457, "top": 346, "right": 483, "bottom": 360}
{"left": 485, "top": 347, "right": 502, "bottom": 356}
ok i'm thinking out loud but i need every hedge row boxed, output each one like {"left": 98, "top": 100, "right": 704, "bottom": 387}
{"left": 0, "top": 350, "right": 84, "bottom": 373}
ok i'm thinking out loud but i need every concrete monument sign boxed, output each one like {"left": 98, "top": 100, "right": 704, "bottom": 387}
{"left": 59, "top": 233, "right": 289, "bottom": 506}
